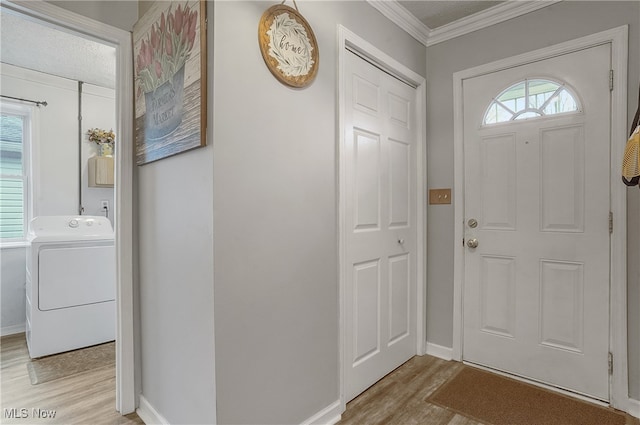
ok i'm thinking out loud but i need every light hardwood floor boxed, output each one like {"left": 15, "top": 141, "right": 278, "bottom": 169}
{"left": 339, "top": 354, "right": 640, "bottom": 425}
{"left": 2, "top": 332, "right": 638, "bottom": 425}
{"left": 338, "top": 355, "right": 479, "bottom": 425}
{"left": 1, "top": 333, "right": 142, "bottom": 425}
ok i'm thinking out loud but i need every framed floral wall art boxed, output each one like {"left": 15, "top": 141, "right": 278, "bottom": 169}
{"left": 133, "top": 0, "right": 207, "bottom": 165}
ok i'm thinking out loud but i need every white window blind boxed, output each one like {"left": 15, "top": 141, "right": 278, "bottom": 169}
{"left": 0, "top": 108, "right": 29, "bottom": 240}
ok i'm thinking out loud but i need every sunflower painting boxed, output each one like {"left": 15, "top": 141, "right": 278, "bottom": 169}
{"left": 133, "top": 0, "right": 207, "bottom": 165}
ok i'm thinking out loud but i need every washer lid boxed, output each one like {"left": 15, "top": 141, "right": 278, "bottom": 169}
{"left": 28, "top": 215, "right": 114, "bottom": 243}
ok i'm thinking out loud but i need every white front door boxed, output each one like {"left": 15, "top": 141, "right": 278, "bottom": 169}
{"left": 344, "top": 51, "right": 418, "bottom": 401}
{"left": 462, "top": 43, "right": 611, "bottom": 400}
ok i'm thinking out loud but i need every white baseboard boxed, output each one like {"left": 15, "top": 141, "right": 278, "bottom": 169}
{"left": 137, "top": 394, "right": 169, "bottom": 425}
{"left": 1, "top": 323, "right": 25, "bottom": 337}
{"left": 300, "top": 400, "right": 341, "bottom": 425}
{"left": 628, "top": 397, "right": 640, "bottom": 419}
{"left": 426, "top": 342, "right": 453, "bottom": 361}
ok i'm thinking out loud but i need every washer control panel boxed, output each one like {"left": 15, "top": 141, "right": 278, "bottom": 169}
{"left": 28, "top": 216, "right": 113, "bottom": 239}
{"left": 67, "top": 218, "right": 99, "bottom": 228}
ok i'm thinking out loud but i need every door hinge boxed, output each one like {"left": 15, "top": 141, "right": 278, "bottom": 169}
{"left": 608, "top": 352, "right": 613, "bottom": 375}
{"left": 609, "top": 70, "right": 614, "bottom": 91}
{"left": 609, "top": 211, "right": 613, "bottom": 234}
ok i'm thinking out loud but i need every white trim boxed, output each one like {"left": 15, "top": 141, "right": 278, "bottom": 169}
{"left": 365, "top": 1, "right": 429, "bottom": 46}
{"left": 607, "top": 25, "right": 629, "bottom": 413}
{"left": 337, "top": 25, "right": 427, "bottom": 412}
{"left": 0, "top": 0, "right": 136, "bottom": 415}
{"left": 29, "top": 94, "right": 40, "bottom": 222}
{"left": 1, "top": 324, "right": 25, "bottom": 337}
{"left": 137, "top": 395, "right": 170, "bottom": 425}
{"left": 0, "top": 97, "right": 33, "bottom": 244}
{"left": 299, "top": 400, "right": 341, "bottom": 425}
{"left": 0, "top": 241, "right": 28, "bottom": 249}
{"left": 427, "top": 1, "right": 561, "bottom": 47}
{"left": 416, "top": 78, "right": 427, "bottom": 358}
{"left": 452, "top": 25, "right": 628, "bottom": 411}
{"left": 425, "top": 342, "right": 453, "bottom": 361}
{"left": 452, "top": 66, "right": 465, "bottom": 362}
{"left": 628, "top": 398, "right": 640, "bottom": 419}
{"left": 365, "top": 0, "right": 560, "bottom": 48}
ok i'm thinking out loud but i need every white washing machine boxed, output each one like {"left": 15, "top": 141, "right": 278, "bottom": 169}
{"left": 26, "top": 215, "right": 115, "bottom": 358}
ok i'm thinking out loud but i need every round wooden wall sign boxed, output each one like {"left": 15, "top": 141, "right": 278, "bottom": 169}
{"left": 258, "top": 4, "right": 319, "bottom": 88}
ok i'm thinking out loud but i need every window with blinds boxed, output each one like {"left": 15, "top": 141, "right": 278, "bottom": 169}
{"left": 0, "top": 110, "right": 28, "bottom": 241}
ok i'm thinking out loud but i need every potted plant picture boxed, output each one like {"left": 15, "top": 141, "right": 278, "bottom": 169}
{"left": 133, "top": 0, "right": 207, "bottom": 165}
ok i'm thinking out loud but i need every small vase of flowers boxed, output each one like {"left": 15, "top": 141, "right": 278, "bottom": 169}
{"left": 87, "top": 128, "right": 115, "bottom": 156}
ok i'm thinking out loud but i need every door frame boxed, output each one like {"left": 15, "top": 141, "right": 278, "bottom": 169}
{"left": 337, "top": 25, "right": 427, "bottom": 411}
{"left": 2, "top": 0, "right": 137, "bottom": 414}
{"left": 452, "top": 26, "right": 629, "bottom": 410}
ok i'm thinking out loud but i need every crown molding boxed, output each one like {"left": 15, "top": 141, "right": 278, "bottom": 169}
{"left": 427, "top": 0, "right": 562, "bottom": 46}
{"left": 366, "top": 0, "right": 430, "bottom": 46}
{"left": 366, "top": 0, "right": 562, "bottom": 48}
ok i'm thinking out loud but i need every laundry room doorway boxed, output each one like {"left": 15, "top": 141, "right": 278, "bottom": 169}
{"left": 0, "top": 0, "right": 135, "bottom": 414}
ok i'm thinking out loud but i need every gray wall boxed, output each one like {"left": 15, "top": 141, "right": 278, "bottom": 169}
{"left": 212, "top": 1, "right": 424, "bottom": 424}
{"left": 137, "top": 147, "right": 216, "bottom": 425}
{"left": 0, "top": 247, "right": 26, "bottom": 334}
{"left": 135, "top": 2, "right": 216, "bottom": 423}
{"left": 425, "top": 1, "right": 640, "bottom": 399}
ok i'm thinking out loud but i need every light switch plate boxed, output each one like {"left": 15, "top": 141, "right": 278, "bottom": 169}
{"left": 429, "top": 188, "right": 451, "bottom": 205}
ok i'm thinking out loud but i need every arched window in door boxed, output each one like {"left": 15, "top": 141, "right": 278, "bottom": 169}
{"left": 483, "top": 78, "right": 580, "bottom": 125}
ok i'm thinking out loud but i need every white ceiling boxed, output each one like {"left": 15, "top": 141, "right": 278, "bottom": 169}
{"left": 398, "top": 0, "right": 504, "bottom": 29}
{"left": 0, "top": 9, "right": 116, "bottom": 89}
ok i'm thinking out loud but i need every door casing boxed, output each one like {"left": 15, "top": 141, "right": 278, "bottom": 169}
{"left": 2, "top": 0, "right": 137, "bottom": 414}
{"left": 338, "top": 25, "right": 427, "bottom": 411}
{"left": 452, "top": 26, "right": 629, "bottom": 410}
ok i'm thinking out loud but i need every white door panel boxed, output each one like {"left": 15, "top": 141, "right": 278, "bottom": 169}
{"left": 463, "top": 44, "right": 611, "bottom": 400}
{"left": 345, "top": 51, "right": 417, "bottom": 401}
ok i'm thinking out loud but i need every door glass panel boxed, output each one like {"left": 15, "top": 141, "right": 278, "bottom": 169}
{"left": 543, "top": 89, "right": 578, "bottom": 115}
{"left": 514, "top": 111, "right": 542, "bottom": 120}
{"left": 497, "top": 82, "right": 525, "bottom": 103}
{"left": 484, "top": 102, "right": 513, "bottom": 125}
{"left": 484, "top": 79, "right": 580, "bottom": 125}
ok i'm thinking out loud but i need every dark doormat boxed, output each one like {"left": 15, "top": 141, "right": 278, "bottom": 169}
{"left": 26, "top": 341, "right": 115, "bottom": 385}
{"left": 427, "top": 366, "right": 626, "bottom": 425}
